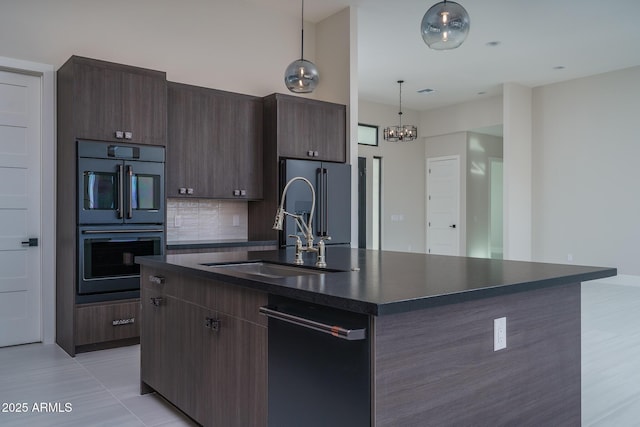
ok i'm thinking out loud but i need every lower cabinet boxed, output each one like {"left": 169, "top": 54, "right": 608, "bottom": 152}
{"left": 140, "top": 266, "right": 267, "bottom": 427}
{"left": 75, "top": 300, "right": 140, "bottom": 347}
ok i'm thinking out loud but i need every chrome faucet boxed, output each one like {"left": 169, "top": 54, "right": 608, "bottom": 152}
{"left": 272, "top": 176, "right": 330, "bottom": 268}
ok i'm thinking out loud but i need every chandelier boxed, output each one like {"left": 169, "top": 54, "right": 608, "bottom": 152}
{"left": 384, "top": 80, "right": 417, "bottom": 142}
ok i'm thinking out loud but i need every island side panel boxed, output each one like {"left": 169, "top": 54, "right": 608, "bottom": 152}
{"left": 373, "top": 282, "right": 581, "bottom": 426}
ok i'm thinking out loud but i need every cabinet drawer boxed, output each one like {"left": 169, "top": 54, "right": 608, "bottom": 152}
{"left": 75, "top": 300, "right": 140, "bottom": 346}
{"left": 141, "top": 266, "right": 266, "bottom": 325}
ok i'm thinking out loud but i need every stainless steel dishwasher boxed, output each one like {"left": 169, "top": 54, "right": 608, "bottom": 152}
{"left": 260, "top": 295, "right": 370, "bottom": 427}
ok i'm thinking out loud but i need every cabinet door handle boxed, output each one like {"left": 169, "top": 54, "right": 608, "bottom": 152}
{"left": 150, "top": 297, "right": 163, "bottom": 307}
{"left": 259, "top": 306, "right": 366, "bottom": 341}
{"left": 149, "top": 275, "right": 165, "bottom": 285}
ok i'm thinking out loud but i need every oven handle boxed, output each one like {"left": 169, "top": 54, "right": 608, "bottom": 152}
{"left": 127, "top": 165, "right": 134, "bottom": 219}
{"left": 81, "top": 229, "right": 164, "bottom": 234}
{"left": 117, "top": 164, "right": 124, "bottom": 219}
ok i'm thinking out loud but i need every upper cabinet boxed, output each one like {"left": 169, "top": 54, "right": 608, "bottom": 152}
{"left": 59, "top": 56, "right": 167, "bottom": 146}
{"left": 263, "top": 93, "right": 346, "bottom": 163}
{"left": 167, "top": 82, "right": 263, "bottom": 199}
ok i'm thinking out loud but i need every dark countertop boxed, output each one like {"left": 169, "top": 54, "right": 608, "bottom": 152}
{"left": 137, "top": 247, "right": 616, "bottom": 316}
{"left": 166, "top": 239, "right": 277, "bottom": 250}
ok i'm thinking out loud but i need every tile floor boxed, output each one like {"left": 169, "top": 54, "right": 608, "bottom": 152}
{"left": 0, "top": 278, "right": 638, "bottom": 426}
{"left": 0, "top": 343, "right": 195, "bottom": 426}
{"left": 582, "top": 278, "right": 640, "bottom": 426}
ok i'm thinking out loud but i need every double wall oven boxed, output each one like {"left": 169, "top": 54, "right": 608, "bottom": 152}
{"left": 77, "top": 140, "right": 165, "bottom": 303}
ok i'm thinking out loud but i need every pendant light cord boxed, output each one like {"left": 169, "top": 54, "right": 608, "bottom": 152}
{"left": 398, "top": 80, "right": 404, "bottom": 128}
{"left": 300, "top": 0, "right": 305, "bottom": 60}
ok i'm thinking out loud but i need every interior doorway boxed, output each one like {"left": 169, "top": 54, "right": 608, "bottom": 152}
{"left": 0, "top": 70, "right": 42, "bottom": 346}
{"left": 426, "top": 155, "right": 460, "bottom": 256}
{"left": 0, "top": 56, "right": 55, "bottom": 346}
{"left": 358, "top": 157, "right": 366, "bottom": 248}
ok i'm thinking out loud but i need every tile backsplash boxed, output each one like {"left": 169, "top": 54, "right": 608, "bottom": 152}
{"left": 166, "top": 199, "right": 248, "bottom": 242}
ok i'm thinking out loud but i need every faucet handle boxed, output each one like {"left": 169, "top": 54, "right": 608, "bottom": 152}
{"left": 319, "top": 235, "right": 332, "bottom": 243}
{"left": 287, "top": 234, "right": 302, "bottom": 244}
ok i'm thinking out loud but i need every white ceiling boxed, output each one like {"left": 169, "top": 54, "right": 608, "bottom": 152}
{"left": 248, "top": 0, "right": 640, "bottom": 112}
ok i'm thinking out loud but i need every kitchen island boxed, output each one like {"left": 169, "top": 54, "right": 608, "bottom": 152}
{"left": 137, "top": 248, "right": 615, "bottom": 426}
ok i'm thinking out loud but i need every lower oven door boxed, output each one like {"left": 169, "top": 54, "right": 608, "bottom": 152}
{"left": 78, "top": 226, "right": 164, "bottom": 302}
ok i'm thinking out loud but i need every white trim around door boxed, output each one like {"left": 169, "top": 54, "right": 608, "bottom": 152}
{"left": 0, "top": 56, "right": 56, "bottom": 345}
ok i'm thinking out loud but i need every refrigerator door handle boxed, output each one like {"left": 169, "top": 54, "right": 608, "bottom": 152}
{"left": 316, "top": 167, "right": 323, "bottom": 237}
{"left": 323, "top": 167, "right": 329, "bottom": 236}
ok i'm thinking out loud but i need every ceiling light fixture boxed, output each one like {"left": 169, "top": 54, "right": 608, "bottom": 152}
{"left": 284, "top": 0, "right": 319, "bottom": 93}
{"left": 384, "top": 80, "right": 417, "bottom": 142}
{"left": 421, "top": 0, "right": 470, "bottom": 50}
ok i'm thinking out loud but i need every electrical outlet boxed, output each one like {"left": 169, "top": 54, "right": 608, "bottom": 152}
{"left": 174, "top": 215, "right": 182, "bottom": 228}
{"left": 494, "top": 317, "right": 506, "bottom": 351}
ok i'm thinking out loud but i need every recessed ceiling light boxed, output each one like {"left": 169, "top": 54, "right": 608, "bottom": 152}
{"left": 485, "top": 41, "right": 501, "bottom": 47}
{"left": 417, "top": 88, "right": 436, "bottom": 94}
{"left": 553, "top": 65, "right": 566, "bottom": 70}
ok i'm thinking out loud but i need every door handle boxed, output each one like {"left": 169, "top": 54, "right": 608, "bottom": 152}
{"left": 259, "top": 306, "right": 366, "bottom": 341}
{"left": 21, "top": 238, "right": 39, "bottom": 247}
{"left": 127, "top": 165, "right": 133, "bottom": 219}
{"left": 449, "top": 224, "right": 457, "bottom": 229}
{"left": 117, "top": 164, "right": 124, "bottom": 219}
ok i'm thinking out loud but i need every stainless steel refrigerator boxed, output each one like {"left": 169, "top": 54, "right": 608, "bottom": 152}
{"left": 279, "top": 159, "right": 351, "bottom": 247}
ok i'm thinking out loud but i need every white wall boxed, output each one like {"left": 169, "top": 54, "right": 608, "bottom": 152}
{"left": 0, "top": 0, "right": 324, "bottom": 101}
{"left": 532, "top": 66, "right": 640, "bottom": 274}
{"left": 420, "top": 95, "right": 502, "bottom": 138}
{"left": 503, "top": 83, "right": 532, "bottom": 261}
{"left": 315, "top": 7, "right": 359, "bottom": 247}
{"left": 358, "top": 100, "right": 424, "bottom": 252}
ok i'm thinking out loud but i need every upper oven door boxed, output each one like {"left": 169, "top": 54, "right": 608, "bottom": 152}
{"left": 78, "top": 157, "right": 124, "bottom": 224}
{"left": 124, "top": 159, "right": 164, "bottom": 224}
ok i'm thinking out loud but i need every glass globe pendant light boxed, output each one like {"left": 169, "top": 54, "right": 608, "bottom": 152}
{"left": 284, "top": 0, "right": 319, "bottom": 93}
{"left": 421, "top": 0, "right": 470, "bottom": 50}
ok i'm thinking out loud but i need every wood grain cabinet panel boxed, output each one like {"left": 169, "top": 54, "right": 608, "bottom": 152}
{"left": 140, "top": 266, "right": 267, "bottom": 426}
{"left": 264, "top": 93, "right": 346, "bottom": 163}
{"left": 75, "top": 300, "right": 140, "bottom": 346}
{"left": 66, "top": 56, "right": 167, "bottom": 146}
{"left": 167, "top": 82, "right": 263, "bottom": 199}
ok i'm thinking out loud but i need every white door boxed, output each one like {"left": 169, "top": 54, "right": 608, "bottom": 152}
{"left": 0, "top": 70, "right": 41, "bottom": 347}
{"left": 426, "top": 156, "right": 460, "bottom": 255}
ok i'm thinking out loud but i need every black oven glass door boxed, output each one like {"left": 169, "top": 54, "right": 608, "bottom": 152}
{"left": 78, "top": 158, "right": 164, "bottom": 225}
{"left": 125, "top": 160, "right": 164, "bottom": 224}
{"left": 78, "top": 228, "right": 164, "bottom": 295}
{"left": 79, "top": 158, "right": 124, "bottom": 224}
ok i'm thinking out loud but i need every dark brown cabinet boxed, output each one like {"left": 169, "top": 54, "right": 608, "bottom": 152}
{"left": 74, "top": 300, "right": 140, "bottom": 347}
{"left": 56, "top": 55, "right": 167, "bottom": 357}
{"left": 167, "top": 82, "right": 263, "bottom": 199}
{"left": 263, "top": 93, "right": 346, "bottom": 163}
{"left": 248, "top": 93, "right": 347, "bottom": 241}
{"left": 140, "top": 267, "right": 267, "bottom": 427}
{"left": 61, "top": 55, "right": 167, "bottom": 146}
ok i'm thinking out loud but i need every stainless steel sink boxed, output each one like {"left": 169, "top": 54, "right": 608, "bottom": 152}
{"left": 201, "top": 261, "right": 329, "bottom": 279}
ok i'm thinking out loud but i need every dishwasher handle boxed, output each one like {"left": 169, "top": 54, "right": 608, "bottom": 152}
{"left": 259, "top": 306, "right": 366, "bottom": 341}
